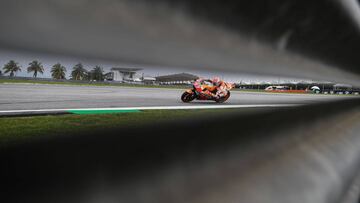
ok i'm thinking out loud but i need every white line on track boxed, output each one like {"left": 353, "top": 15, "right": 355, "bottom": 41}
{"left": 0, "top": 104, "right": 300, "bottom": 114}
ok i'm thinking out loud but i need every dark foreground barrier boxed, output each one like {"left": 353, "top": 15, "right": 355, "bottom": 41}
{"left": 1, "top": 1, "right": 360, "bottom": 203}
{"left": 1, "top": 98, "right": 360, "bottom": 203}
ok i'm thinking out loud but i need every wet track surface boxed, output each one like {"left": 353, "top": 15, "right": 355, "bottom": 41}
{"left": 0, "top": 83, "right": 352, "bottom": 111}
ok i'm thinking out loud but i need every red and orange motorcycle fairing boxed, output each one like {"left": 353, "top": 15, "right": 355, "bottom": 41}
{"left": 181, "top": 82, "right": 234, "bottom": 103}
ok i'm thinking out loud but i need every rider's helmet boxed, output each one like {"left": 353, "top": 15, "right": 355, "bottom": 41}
{"left": 212, "top": 77, "right": 221, "bottom": 86}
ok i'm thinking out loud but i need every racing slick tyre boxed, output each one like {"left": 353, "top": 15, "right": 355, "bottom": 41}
{"left": 215, "top": 91, "right": 231, "bottom": 103}
{"left": 181, "top": 92, "right": 195, "bottom": 102}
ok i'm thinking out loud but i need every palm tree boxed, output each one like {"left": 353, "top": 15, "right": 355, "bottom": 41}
{"left": 91, "top": 66, "right": 104, "bottom": 81}
{"left": 83, "top": 71, "right": 91, "bottom": 81}
{"left": 27, "top": 60, "right": 44, "bottom": 78}
{"left": 51, "top": 63, "right": 67, "bottom": 79}
{"left": 3, "top": 60, "right": 21, "bottom": 77}
{"left": 71, "top": 63, "right": 87, "bottom": 80}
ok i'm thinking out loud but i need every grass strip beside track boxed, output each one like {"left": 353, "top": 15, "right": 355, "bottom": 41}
{"left": 0, "top": 78, "right": 188, "bottom": 89}
{"left": 0, "top": 108, "right": 277, "bottom": 146}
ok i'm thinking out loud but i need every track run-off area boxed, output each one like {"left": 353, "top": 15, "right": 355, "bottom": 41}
{"left": 0, "top": 83, "right": 355, "bottom": 115}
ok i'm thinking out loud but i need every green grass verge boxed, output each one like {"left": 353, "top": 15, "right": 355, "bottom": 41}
{"left": 2, "top": 109, "right": 264, "bottom": 146}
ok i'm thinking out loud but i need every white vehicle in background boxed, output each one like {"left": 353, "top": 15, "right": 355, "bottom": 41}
{"left": 333, "top": 84, "right": 353, "bottom": 95}
{"left": 310, "top": 86, "right": 321, "bottom": 94}
{"left": 265, "top": 86, "right": 289, "bottom": 91}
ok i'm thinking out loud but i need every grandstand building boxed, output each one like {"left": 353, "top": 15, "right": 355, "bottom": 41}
{"left": 155, "top": 73, "right": 199, "bottom": 85}
{"left": 106, "top": 67, "right": 142, "bottom": 82}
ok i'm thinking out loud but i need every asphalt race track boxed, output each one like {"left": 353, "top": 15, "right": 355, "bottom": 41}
{"left": 0, "top": 83, "right": 354, "bottom": 111}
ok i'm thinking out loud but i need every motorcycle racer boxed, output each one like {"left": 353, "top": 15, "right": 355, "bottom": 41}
{"left": 193, "top": 77, "right": 225, "bottom": 99}
{"left": 181, "top": 77, "right": 233, "bottom": 103}
{"left": 212, "top": 77, "right": 228, "bottom": 98}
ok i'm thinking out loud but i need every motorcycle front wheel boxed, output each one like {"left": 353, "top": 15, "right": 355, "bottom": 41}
{"left": 181, "top": 91, "right": 195, "bottom": 102}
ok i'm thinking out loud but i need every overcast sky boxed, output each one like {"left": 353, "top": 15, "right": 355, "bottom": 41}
{"left": 0, "top": 49, "right": 309, "bottom": 83}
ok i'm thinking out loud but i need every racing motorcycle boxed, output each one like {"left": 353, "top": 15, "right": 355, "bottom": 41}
{"left": 181, "top": 81, "right": 234, "bottom": 103}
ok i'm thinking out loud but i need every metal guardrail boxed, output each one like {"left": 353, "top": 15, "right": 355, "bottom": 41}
{"left": 0, "top": 0, "right": 360, "bottom": 86}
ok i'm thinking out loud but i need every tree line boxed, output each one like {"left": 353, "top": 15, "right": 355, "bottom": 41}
{"left": 1, "top": 60, "right": 106, "bottom": 81}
